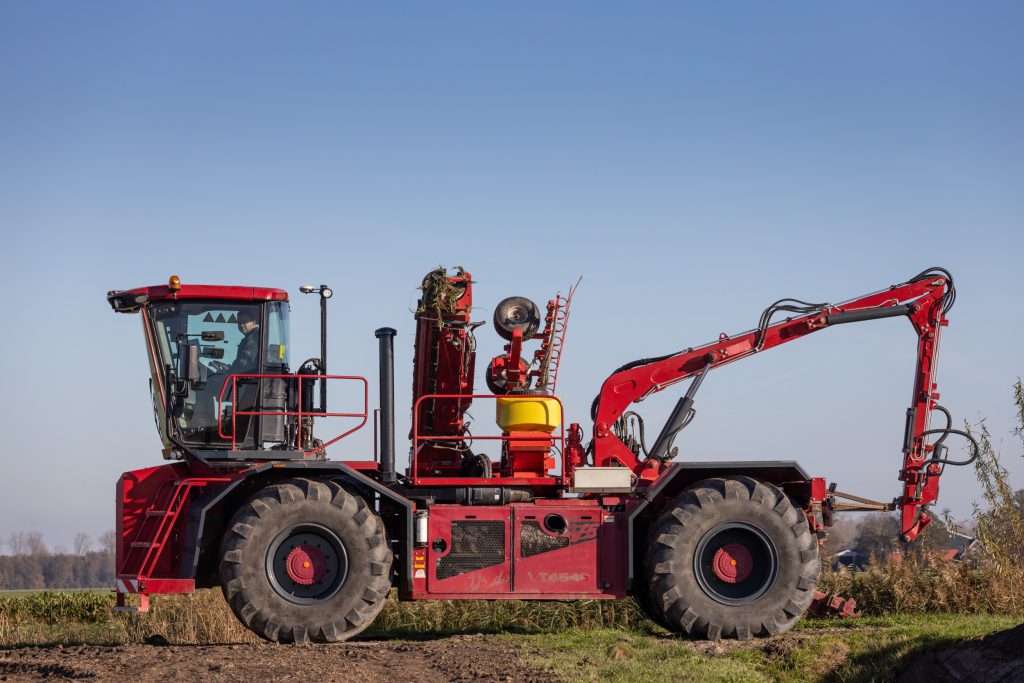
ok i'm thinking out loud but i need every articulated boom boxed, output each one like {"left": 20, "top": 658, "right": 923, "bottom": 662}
{"left": 592, "top": 268, "right": 966, "bottom": 541}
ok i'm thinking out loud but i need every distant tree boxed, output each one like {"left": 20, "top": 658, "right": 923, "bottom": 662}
{"left": 909, "top": 515, "right": 959, "bottom": 553}
{"left": 0, "top": 530, "right": 116, "bottom": 589}
{"left": 99, "top": 530, "right": 116, "bottom": 558}
{"left": 853, "top": 512, "right": 901, "bottom": 561}
{"left": 6, "top": 531, "right": 27, "bottom": 556}
{"left": 42, "top": 555, "right": 73, "bottom": 588}
{"left": 823, "top": 516, "right": 859, "bottom": 558}
{"left": 25, "top": 532, "right": 47, "bottom": 557}
{"left": 6, "top": 555, "right": 44, "bottom": 589}
{"left": 74, "top": 533, "right": 92, "bottom": 557}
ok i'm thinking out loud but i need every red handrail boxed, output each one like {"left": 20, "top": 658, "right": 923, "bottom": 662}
{"left": 216, "top": 373, "right": 369, "bottom": 456}
{"left": 412, "top": 393, "right": 567, "bottom": 485}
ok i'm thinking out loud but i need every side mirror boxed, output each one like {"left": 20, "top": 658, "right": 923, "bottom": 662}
{"left": 178, "top": 342, "right": 201, "bottom": 384}
{"left": 201, "top": 330, "right": 225, "bottom": 342}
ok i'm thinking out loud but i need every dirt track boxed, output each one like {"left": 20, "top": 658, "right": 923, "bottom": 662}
{"left": 0, "top": 636, "right": 557, "bottom": 683}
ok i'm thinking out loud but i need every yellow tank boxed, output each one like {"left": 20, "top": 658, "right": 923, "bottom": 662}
{"left": 495, "top": 396, "right": 561, "bottom": 433}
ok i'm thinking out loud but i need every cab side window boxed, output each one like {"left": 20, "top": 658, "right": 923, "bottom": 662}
{"left": 265, "top": 302, "right": 290, "bottom": 369}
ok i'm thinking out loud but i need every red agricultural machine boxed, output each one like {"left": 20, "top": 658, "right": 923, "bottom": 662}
{"left": 105, "top": 267, "right": 976, "bottom": 642}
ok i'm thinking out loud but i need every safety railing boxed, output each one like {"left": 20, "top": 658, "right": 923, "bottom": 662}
{"left": 411, "top": 393, "right": 566, "bottom": 485}
{"left": 217, "top": 373, "right": 369, "bottom": 456}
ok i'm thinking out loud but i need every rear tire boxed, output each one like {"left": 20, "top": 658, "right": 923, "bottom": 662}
{"left": 641, "top": 476, "right": 818, "bottom": 640}
{"left": 220, "top": 478, "right": 392, "bottom": 644}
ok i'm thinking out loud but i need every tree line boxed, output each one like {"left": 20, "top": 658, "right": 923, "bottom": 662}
{"left": 0, "top": 531, "right": 115, "bottom": 590}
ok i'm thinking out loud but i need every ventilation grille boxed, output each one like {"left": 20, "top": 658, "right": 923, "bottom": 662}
{"left": 436, "top": 521, "right": 505, "bottom": 579}
{"left": 520, "top": 521, "right": 568, "bottom": 558}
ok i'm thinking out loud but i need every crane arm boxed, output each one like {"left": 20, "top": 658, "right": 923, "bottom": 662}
{"left": 591, "top": 268, "right": 968, "bottom": 541}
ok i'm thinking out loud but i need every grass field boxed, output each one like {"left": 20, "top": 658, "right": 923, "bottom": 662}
{"left": 0, "top": 589, "right": 1019, "bottom": 682}
{"left": 512, "top": 615, "right": 1021, "bottom": 682}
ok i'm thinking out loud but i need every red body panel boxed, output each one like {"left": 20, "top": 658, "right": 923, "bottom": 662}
{"left": 417, "top": 502, "right": 626, "bottom": 600}
{"left": 115, "top": 283, "right": 289, "bottom": 303}
{"left": 116, "top": 462, "right": 238, "bottom": 586}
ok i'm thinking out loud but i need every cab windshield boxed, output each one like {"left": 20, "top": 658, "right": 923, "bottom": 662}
{"left": 149, "top": 300, "right": 290, "bottom": 447}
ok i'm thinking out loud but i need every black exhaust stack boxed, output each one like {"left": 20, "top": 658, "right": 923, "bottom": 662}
{"left": 375, "top": 327, "right": 397, "bottom": 483}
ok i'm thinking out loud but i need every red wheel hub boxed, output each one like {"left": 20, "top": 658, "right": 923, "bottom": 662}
{"left": 711, "top": 543, "right": 754, "bottom": 583}
{"left": 285, "top": 544, "right": 326, "bottom": 585}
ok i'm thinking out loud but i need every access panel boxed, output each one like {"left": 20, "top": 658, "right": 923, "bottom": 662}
{"left": 427, "top": 506, "right": 511, "bottom": 595}
{"left": 512, "top": 504, "right": 605, "bottom": 595}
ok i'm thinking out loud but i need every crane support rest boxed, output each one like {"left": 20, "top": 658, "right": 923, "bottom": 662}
{"left": 589, "top": 267, "right": 975, "bottom": 541}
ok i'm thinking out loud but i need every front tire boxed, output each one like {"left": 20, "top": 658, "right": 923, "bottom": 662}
{"left": 220, "top": 478, "right": 392, "bottom": 644}
{"left": 641, "top": 476, "right": 818, "bottom": 640}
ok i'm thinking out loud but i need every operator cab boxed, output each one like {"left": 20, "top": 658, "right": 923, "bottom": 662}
{"left": 149, "top": 297, "right": 290, "bottom": 449}
{"left": 107, "top": 277, "right": 310, "bottom": 460}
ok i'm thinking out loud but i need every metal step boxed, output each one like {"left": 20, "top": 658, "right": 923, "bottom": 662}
{"left": 130, "top": 541, "right": 161, "bottom": 548}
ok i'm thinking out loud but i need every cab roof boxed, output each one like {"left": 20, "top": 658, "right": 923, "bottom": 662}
{"left": 107, "top": 283, "right": 289, "bottom": 313}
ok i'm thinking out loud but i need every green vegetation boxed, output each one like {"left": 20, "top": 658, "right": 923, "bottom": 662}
{"left": 512, "top": 615, "right": 1020, "bottom": 683}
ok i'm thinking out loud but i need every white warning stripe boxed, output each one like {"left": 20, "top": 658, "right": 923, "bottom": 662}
{"left": 116, "top": 579, "right": 140, "bottom": 593}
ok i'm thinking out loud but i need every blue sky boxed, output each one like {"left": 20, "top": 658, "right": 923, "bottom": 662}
{"left": 0, "top": 2, "right": 1021, "bottom": 550}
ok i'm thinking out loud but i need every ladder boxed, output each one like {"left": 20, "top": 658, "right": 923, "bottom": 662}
{"left": 115, "top": 477, "right": 228, "bottom": 612}
{"left": 534, "top": 279, "right": 580, "bottom": 394}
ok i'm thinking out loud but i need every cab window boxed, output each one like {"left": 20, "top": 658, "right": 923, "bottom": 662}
{"left": 265, "top": 302, "right": 290, "bottom": 369}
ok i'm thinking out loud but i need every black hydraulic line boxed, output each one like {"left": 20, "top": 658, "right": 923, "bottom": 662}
{"left": 648, "top": 358, "right": 713, "bottom": 462}
{"left": 825, "top": 304, "right": 914, "bottom": 326}
{"left": 375, "top": 327, "right": 398, "bottom": 484}
{"left": 922, "top": 428, "right": 980, "bottom": 467}
{"left": 910, "top": 266, "right": 956, "bottom": 314}
{"left": 930, "top": 404, "right": 953, "bottom": 453}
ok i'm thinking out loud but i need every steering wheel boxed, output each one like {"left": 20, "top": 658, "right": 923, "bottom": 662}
{"left": 208, "top": 360, "right": 231, "bottom": 374}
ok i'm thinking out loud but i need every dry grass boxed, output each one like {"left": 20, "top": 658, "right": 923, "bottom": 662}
{"left": 0, "top": 589, "right": 259, "bottom": 646}
{"left": 369, "top": 594, "right": 648, "bottom": 636}
{"left": 0, "top": 588, "right": 648, "bottom": 646}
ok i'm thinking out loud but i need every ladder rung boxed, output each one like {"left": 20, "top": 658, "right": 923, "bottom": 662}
{"left": 131, "top": 542, "right": 160, "bottom": 548}
{"left": 145, "top": 510, "right": 169, "bottom": 516}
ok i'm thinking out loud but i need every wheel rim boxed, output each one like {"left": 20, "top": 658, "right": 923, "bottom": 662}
{"left": 504, "top": 305, "right": 529, "bottom": 325}
{"left": 266, "top": 524, "right": 348, "bottom": 604}
{"left": 694, "top": 522, "right": 778, "bottom": 605}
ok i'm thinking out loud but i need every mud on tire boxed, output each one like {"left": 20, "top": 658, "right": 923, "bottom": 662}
{"left": 640, "top": 476, "right": 818, "bottom": 640}
{"left": 220, "top": 478, "right": 392, "bottom": 644}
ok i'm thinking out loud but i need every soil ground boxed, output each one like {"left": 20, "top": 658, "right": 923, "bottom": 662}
{"left": 0, "top": 635, "right": 557, "bottom": 683}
